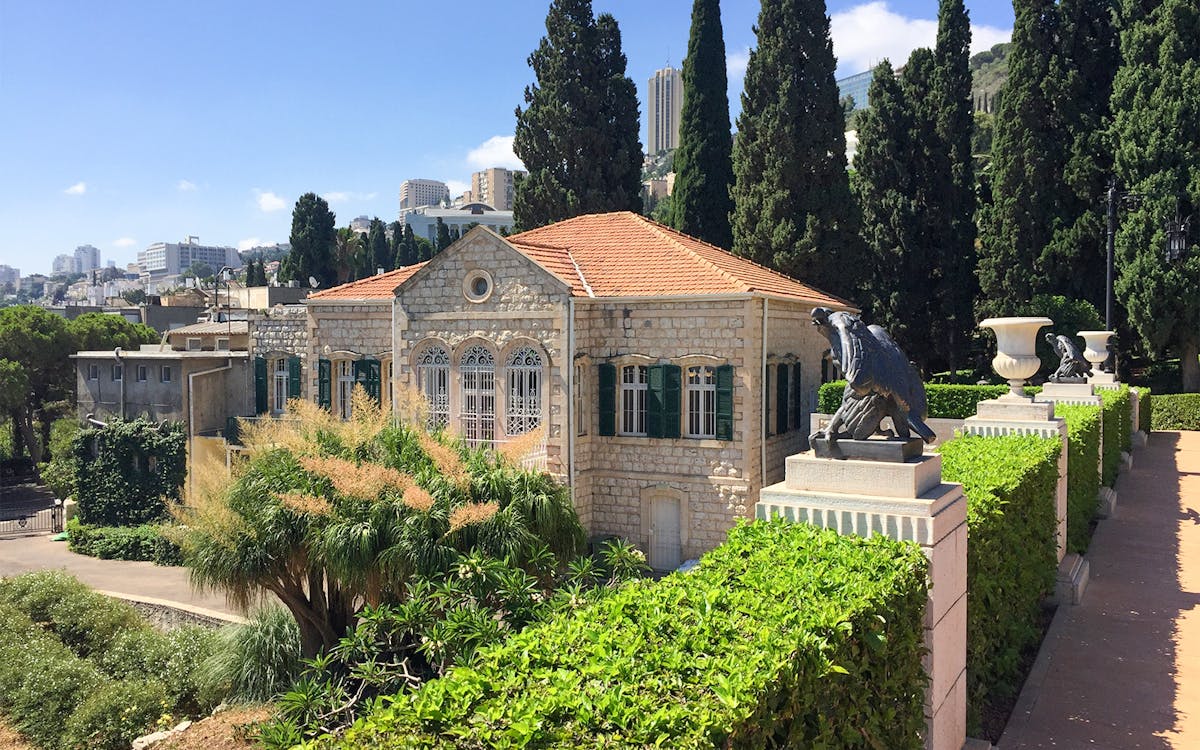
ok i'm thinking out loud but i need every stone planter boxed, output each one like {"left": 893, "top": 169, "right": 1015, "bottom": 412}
{"left": 980, "top": 317, "right": 1053, "bottom": 398}
{"left": 1078, "top": 330, "right": 1118, "bottom": 385}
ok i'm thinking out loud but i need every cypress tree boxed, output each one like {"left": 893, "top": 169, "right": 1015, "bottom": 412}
{"left": 513, "top": 0, "right": 642, "bottom": 230}
{"left": 670, "top": 0, "right": 734, "bottom": 249}
{"left": 367, "top": 218, "right": 390, "bottom": 274}
{"left": 730, "top": 0, "right": 860, "bottom": 298}
{"left": 975, "top": 0, "right": 1064, "bottom": 316}
{"left": 1110, "top": 0, "right": 1200, "bottom": 390}
{"left": 280, "top": 193, "right": 337, "bottom": 288}
{"left": 435, "top": 218, "right": 452, "bottom": 252}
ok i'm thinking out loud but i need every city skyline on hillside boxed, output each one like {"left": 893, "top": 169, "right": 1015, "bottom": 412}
{"left": 0, "top": 1, "right": 1012, "bottom": 276}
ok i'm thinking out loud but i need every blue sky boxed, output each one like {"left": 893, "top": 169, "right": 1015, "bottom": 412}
{"left": 0, "top": 1, "right": 1013, "bottom": 275}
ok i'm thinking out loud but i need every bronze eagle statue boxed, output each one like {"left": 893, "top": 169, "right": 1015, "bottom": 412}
{"left": 808, "top": 307, "right": 936, "bottom": 446}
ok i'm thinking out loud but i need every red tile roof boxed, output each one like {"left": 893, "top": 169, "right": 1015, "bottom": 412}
{"left": 506, "top": 212, "right": 850, "bottom": 306}
{"left": 307, "top": 263, "right": 427, "bottom": 300}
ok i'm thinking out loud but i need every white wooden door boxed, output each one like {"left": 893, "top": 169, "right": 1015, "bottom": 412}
{"left": 648, "top": 495, "right": 682, "bottom": 571}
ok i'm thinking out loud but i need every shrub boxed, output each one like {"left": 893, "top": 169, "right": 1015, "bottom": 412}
{"left": 1098, "top": 387, "right": 1131, "bottom": 487}
{"left": 338, "top": 520, "right": 930, "bottom": 749}
{"left": 197, "top": 607, "right": 303, "bottom": 705}
{"left": 939, "top": 433, "right": 1060, "bottom": 734}
{"left": 0, "top": 570, "right": 145, "bottom": 657}
{"left": 1055, "top": 404, "right": 1102, "bottom": 553}
{"left": 37, "top": 417, "right": 80, "bottom": 499}
{"left": 1150, "top": 393, "right": 1200, "bottom": 431}
{"left": 818, "top": 381, "right": 1039, "bottom": 419}
{"left": 72, "top": 417, "right": 186, "bottom": 527}
{"left": 60, "top": 678, "right": 168, "bottom": 750}
{"left": 97, "top": 626, "right": 221, "bottom": 715}
{"left": 1132, "top": 387, "right": 1152, "bottom": 433}
{"left": 66, "top": 518, "right": 183, "bottom": 565}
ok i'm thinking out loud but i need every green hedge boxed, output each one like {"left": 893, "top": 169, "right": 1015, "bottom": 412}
{"left": 1098, "top": 388, "right": 1131, "bottom": 487}
{"left": 1055, "top": 404, "right": 1101, "bottom": 554}
{"left": 939, "top": 434, "right": 1060, "bottom": 734}
{"left": 340, "top": 520, "right": 930, "bottom": 749}
{"left": 818, "top": 381, "right": 1039, "bottom": 419}
{"left": 1150, "top": 393, "right": 1200, "bottom": 431}
{"left": 67, "top": 518, "right": 184, "bottom": 566}
{"left": 1132, "top": 387, "right": 1152, "bottom": 433}
{"left": 71, "top": 417, "right": 186, "bottom": 527}
{"left": 0, "top": 570, "right": 144, "bottom": 658}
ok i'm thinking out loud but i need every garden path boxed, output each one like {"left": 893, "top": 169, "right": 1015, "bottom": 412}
{"left": 999, "top": 430, "right": 1200, "bottom": 749}
{"left": 0, "top": 532, "right": 240, "bottom": 617}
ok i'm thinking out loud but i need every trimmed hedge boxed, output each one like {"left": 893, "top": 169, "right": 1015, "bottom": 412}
{"left": 1150, "top": 393, "right": 1200, "bottom": 431}
{"left": 939, "top": 434, "right": 1060, "bottom": 734}
{"left": 67, "top": 518, "right": 184, "bottom": 566}
{"left": 1054, "top": 404, "right": 1102, "bottom": 554}
{"left": 818, "top": 381, "right": 1040, "bottom": 419}
{"left": 1098, "top": 387, "right": 1131, "bottom": 487}
{"left": 1132, "top": 387, "right": 1152, "bottom": 433}
{"left": 340, "top": 520, "right": 930, "bottom": 749}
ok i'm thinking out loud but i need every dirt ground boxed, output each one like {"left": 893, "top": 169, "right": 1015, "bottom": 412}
{"left": 0, "top": 719, "right": 32, "bottom": 750}
{"left": 157, "top": 705, "right": 273, "bottom": 750}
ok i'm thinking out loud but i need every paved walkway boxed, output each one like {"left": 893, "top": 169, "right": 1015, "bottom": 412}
{"left": 1000, "top": 431, "right": 1200, "bottom": 749}
{"left": 0, "top": 532, "right": 239, "bottom": 617}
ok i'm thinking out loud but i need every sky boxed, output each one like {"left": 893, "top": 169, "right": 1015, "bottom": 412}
{"left": 0, "top": 1, "right": 1013, "bottom": 276}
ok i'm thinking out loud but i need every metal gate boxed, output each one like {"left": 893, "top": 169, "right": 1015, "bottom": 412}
{"left": 0, "top": 500, "right": 63, "bottom": 537}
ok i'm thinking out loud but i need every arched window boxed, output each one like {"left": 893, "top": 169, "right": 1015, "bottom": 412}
{"left": 460, "top": 345, "right": 495, "bottom": 448}
{"left": 416, "top": 345, "right": 450, "bottom": 429}
{"left": 506, "top": 347, "right": 543, "bottom": 435}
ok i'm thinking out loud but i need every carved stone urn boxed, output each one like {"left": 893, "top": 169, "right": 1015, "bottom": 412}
{"left": 1077, "top": 330, "right": 1115, "bottom": 369}
{"left": 980, "top": 317, "right": 1053, "bottom": 398}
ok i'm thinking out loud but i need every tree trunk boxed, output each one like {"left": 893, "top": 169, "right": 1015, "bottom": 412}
{"left": 14, "top": 409, "right": 41, "bottom": 465}
{"left": 1182, "top": 337, "right": 1200, "bottom": 393}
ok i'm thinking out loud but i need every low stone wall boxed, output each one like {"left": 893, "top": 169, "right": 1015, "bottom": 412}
{"left": 97, "top": 590, "right": 246, "bottom": 630}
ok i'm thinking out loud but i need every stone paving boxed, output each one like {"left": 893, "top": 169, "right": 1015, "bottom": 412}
{"left": 999, "top": 430, "right": 1200, "bottom": 749}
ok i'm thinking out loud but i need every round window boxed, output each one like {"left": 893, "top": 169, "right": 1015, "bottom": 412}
{"left": 463, "top": 269, "right": 494, "bottom": 303}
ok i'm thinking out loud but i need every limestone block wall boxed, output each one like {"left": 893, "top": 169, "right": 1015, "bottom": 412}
{"left": 249, "top": 306, "right": 309, "bottom": 398}
{"left": 307, "top": 301, "right": 394, "bottom": 400}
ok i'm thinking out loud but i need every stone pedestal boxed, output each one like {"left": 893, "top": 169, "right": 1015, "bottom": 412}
{"left": 1090, "top": 371, "right": 1118, "bottom": 387}
{"left": 1034, "top": 382, "right": 1101, "bottom": 407}
{"left": 961, "top": 397, "right": 1079, "bottom": 603}
{"left": 758, "top": 452, "right": 967, "bottom": 750}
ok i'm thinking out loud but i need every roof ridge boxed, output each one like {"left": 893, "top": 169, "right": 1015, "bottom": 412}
{"left": 564, "top": 245, "right": 595, "bottom": 298}
{"left": 308, "top": 262, "right": 427, "bottom": 299}
{"left": 636, "top": 214, "right": 750, "bottom": 293}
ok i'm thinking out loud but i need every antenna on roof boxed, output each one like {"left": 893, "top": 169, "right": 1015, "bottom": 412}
{"left": 308, "top": 276, "right": 320, "bottom": 289}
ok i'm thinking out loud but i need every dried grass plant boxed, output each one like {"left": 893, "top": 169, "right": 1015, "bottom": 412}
{"left": 276, "top": 491, "right": 334, "bottom": 517}
{"left": 497, "top": 425, "right": 547, "bottom": 467}
{"left": 447, "top": 502, "right": 499, "bottom": 532}
{"left": 298, "top": 455, "right": 412, "bottom": 501}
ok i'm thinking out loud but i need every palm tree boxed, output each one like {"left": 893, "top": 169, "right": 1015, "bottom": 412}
{"left": 333, "top": 228, "right": 364, "bottom": 284}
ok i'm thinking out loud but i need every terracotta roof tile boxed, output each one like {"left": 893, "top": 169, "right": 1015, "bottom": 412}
{"left": 307, "top": 263, "right": 427, "bottom": 300}
{"left": 506, "top": 212, "right": 850, "bottom": 306}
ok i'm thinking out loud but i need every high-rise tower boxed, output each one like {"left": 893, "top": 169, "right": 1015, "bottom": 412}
{"left": 646, "top": 66, "right": 682, "bottom": 155}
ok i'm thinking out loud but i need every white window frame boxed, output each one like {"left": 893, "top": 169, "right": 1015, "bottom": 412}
{"left": 112, "top": 364, "right": 123, "bottom": 382}
{"left": 160, "top": 366, "right": 172, "bottom": 383}
{"left": 505, "top": 346, "right": 543, "bottom": 436}
{"left": 619, "top": 364, "right": 648, "bottom": 437}
{"left": 416, "top": 345, "right": 450, "bottom": 429}
{"left": 87, "top": 364, "right": 99, "bottom": 381}
{"left": 336, "top": 360, "right": 355, "bottom": 420}
{"left": 460, "top": 345, "right": 496, "bottom": 449}
{"left": 685, "top": 365, "right": 717, "bottom": 439}
{"left": 575, "top": 361, "right": 588, "bottom": 437}
{"left": 216, "top": 337, "right": 231, "bottom": 351}
{"left": 136, "top": 365, "right": 148, "bottom": 382}
{"left": 186, "top": 337, "right": 202, "bottom": 351}
{"left": 272, "top": 358, "right": 289, "bottom": 414}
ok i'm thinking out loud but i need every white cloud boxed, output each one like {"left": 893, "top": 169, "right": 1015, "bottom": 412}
{"left": 321, "top": 191, "right": 378, "bottom": 204}
{"left": 112, "top": 237, "right": 137, "bottom": 248}
{"left": 177, "top": 179, "right": 197, "bottom": 192}
{"left": 255, "top": 189, "right": 287, "bottom": 212}
{"left": 238, "top": 237, "right": 264, "bottom": 251}
{"left": 63, "top": 181, "right": 87, "bottom": 195}
{"left": 466, "top": 135, "right": 524, "bottom": 171}
{"left": 830, "top": 2, "right": 1011, "bottom": 75}
{"left": 727, "top": 47, "right": 751, "bottom": 80}
{"left": 445, "top": 180, "right": 470, "bottom": 197}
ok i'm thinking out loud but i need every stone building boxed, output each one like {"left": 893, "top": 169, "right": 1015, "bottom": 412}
{"left": 286, "top": 212, "right": 853, "bottom": 570}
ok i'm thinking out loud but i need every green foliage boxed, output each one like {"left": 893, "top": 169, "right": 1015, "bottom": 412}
{"left": 1150, "top": 392, "right": 1200, "bottom": 430}
{"left": 66, "top": 518, "right": 183, "bottom": 565}
{"left": 338, "top": 520, "right": 929, "bottom": 749}
{"left": 281, "top": 192, "right": 337, "bottom": 288}
{"left": 1054, "top": 403, "right": 1102, "bottom": 553}
{"left": 513, "top": 0, "right": 642, "bottom": 231}
{"left": 669, "top": 0, "right": 734, "bottom": 250}
{"left": 0, "top": 570, "right": 145, "bottom": 658}
{"left": 96, "top": 625, "right": 220, "bottom": 715}
{"left": 1099, "top": 387, "right": 1131, "bottom": 487}
{"left": 1111, "top": 0, "right": 1200, "bottom": 390}
{"left": 0, "top": 306, "right": 76, "bottom": 463}
{"left": 1014, "top": 295, "right": 1105, "bottom": 373}
{"left": 367, "top": 218, "right": 390, "bottom": 274}
{"left": 67, "top": 312, "right": 158, "bottom": 353}
{"left": 60, "top": 678, "right": 169, "bottom": 750}
{"left": 72, "top": 417, "right": 186, "bottom": 527}
{"left": 196, "top": 607, "right": 303, "bottom": 704}
{"left": 939, "top": 434, "right": 1060, "bottom": 733}
{"left": 730, "top": 0, "right": 861, "bottom": 300}
{"left": 38, "top": 417, "right": 80, "bottom": 498}
{"left": 818, "top": 381, "right": 1041, "bottom": 418}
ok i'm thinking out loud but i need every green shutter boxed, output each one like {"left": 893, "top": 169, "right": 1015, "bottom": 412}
{"left": 776, "top": 364, "right": 789, "bottom": 434}
{"left": 598, "top": 363, "right": 616, "bottom": 436}
{"left": 318, "top": 358, "right": 332, "bottom": 410}
{"left": 364, "top": 358, "right": 382, "bottom": 404}
{"left": 662, "top": 364, "right": 681, "bottom": 439}
{"left": 791, "top": 363, "right": 803, "bottom": 430}
{"left": 715, "top": 364, "right": 734, "bottom": 441}
{"left": 646, "top": 364, "right": 664, "bottom": 438}
{"left": 288, "top": 356, "right": 302, "bottom": 399}
{"left": 254, "top": 356, "right": 268, "bottom": 415}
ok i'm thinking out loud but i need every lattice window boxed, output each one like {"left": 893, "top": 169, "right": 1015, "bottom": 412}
{"left": 506, "top": 347, "right": 543, "bottom": 436}
{"left": 686, "top": 366, "right": 716, "bottom": 438}
{"left": 416, "top": 345, "right": 450, "bottom": 429}
{"left": 273, "top": 358, "right": 289, "bottom": 414}
{"left": 460, "top": 345, "right": 495, "bottom": 448}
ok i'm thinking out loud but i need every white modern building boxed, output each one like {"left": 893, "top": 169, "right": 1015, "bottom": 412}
{"left": 0, "top": 265, "right": 18, "bottom": 287}
{"left": 470, "top": 168, "right": 526, "bottom": 212}
{"left": 53, "top": 254, "right": 81, "bottom": 275}
{"left": 350, "top": 216, "right": 372, "bottom": 234}
{"left": 399, "top": 179, "right": 450, "bottom": 211}
{"left": 400, "top": 203, "right": 514, "bottom": 245}
{"left": 138, "top": 237, "right": 241, "bottom": 279}
{"left": 646, "top": 66, "right": 682, "bottom": 155}
{"left": 74, "top": 244, "right": 101, "bottom": 273}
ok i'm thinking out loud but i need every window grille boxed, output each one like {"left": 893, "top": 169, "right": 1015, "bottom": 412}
{"left": 506, "top": 347, "right": 542, "bottom": 435}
